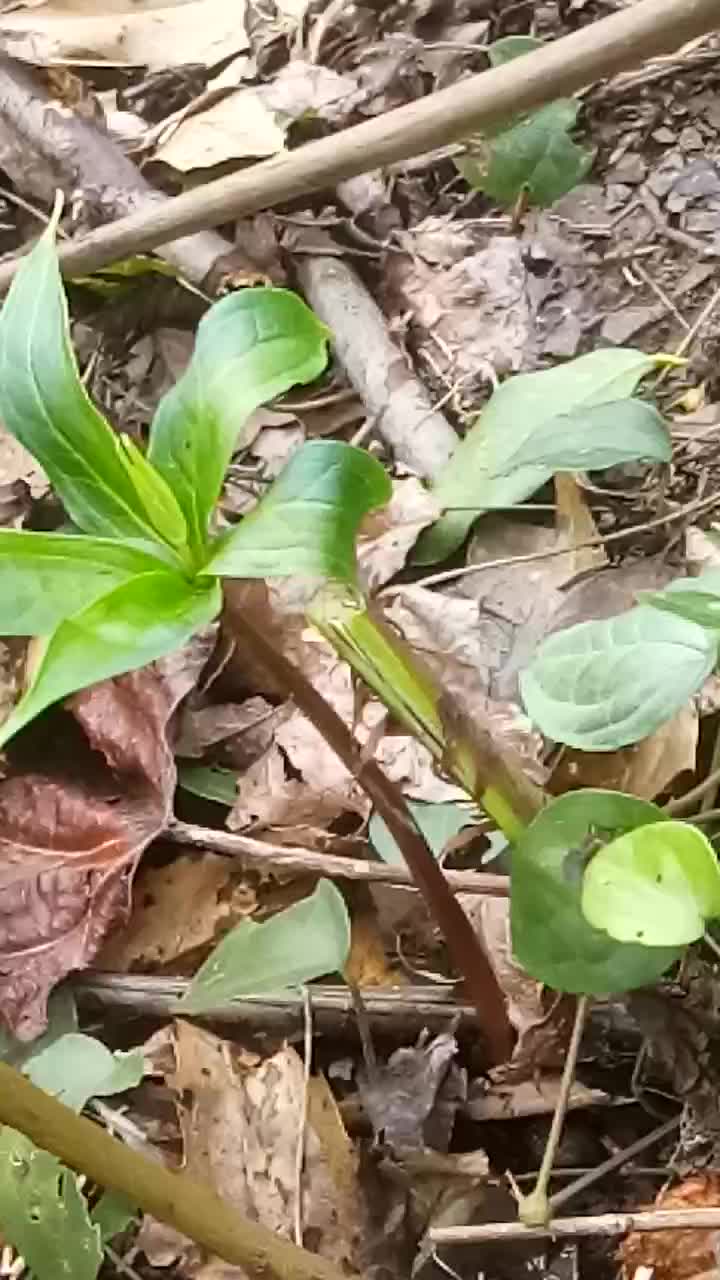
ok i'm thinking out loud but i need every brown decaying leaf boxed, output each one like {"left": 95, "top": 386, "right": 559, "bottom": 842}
{"left": 358, "top": 478, "right": 440, "bottom": 591}
{"left": 621, "top": 1174, "right": 720, "bottom": 1280}
{"left": 96, "top": 852, "right": 257, "bottom": 973}
{"left": 344, "top": 896, "right": 404, "bottom": 990}
{"left": 551, "top": 705, "right": 698, "bottom": 801}
{"left": 359, "top": 1031, "right": 465, "bottom": 1154}
{"left": 0, "top": 633, "right": 214, "bottom": 1039}
{"left": 139, "top": 1022, "right": 363, "bottom": 1275}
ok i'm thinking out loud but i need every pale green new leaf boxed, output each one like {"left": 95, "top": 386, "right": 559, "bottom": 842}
{"left": 0, "top": 218, "right": 187, "bottom": 552}
{"left": 0, "top": 572, "right": 221, "bottom": 748}
{"left": 416, "top": 348, "right": 663, "bottom": 563}
{"left": 0, "top": 1128, "right": 101, "bottom": 1280}
{"left": 0, "top": 530, "right": 171, "bottom": 635}
{"left": 204, "top": 441, "right": 391, "bottom": 584}
{"left": 511, "top": 790, "right": 681, "bottom": 994}
{"left": 179, "top": 879, "right": 350, "bottom": 1013}
{"left": 0, "top": 988, "right": 77, "bottom": 1070}
{"left": 370, "top": 801, "right": 478, "bottom": 866}
{"left": 520, "top": 605, "right": 716, "bottom": 750}
{"left": 643, "top": 570, "right": 720, "bottom": 630}
{"left": 24, "top": 1034, "right": 144, "bottom": 1113}
{"left": 91, "top": 1192, "right": 136, "bottom": 1245}
{"left": 149, "top": 288, "right": 330, "bottom": 555}
{"left": 582, "top": 821, "right": 720, "bottom": 946}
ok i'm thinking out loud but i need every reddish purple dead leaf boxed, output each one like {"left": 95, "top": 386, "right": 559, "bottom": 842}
{"left": 0, "top": 631, "right": 214, "bottom": 1039}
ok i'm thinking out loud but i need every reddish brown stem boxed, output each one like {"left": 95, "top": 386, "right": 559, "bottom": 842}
{"left": 226, "top": 600, "right": 512, "bottom": 1066}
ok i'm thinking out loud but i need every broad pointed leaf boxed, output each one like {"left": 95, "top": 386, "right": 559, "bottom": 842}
{"left": 416, "top": 348, "right": 664, "bottom": 563}
{"left": 511, "top": 790, "right": 681, "bottom": 994}
{"left": 0, "top": 530, "right": 170, "bottom": 635}
{"left": 0, "top": 572, "right": 221, "bottom": 747}
{"left": 643, "top": 570, "right": 720, "bottom": 630}
{"left": 148, "top": 288, "right": 330, "bottom": 555}
{"left": 519, "top": 605, "right": 716, "bottom": 750}
{"left": 0, "top": 219, "right": 188, "bottom": 553}
{"left": 179, "top": 878, "right": 350, "bottom": 1013}
{"left": 370, "top": 801, "right": 478, "bottom": 866}
{"left": 582, "top": 821, "right": 720, "bottom": 946}
{"left": 203, "top": 441, "right": 391, "bottom": 584}
{"left": 499, "top": 399, "right": 671, "bottom": 474}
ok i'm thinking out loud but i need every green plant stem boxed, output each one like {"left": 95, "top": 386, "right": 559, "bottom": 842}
{"left": 310, "top": 587, "right": 544, "bottom": 839}
{"left": 0, "top": 1062, "right": 354, "bottom": 1280}
{"left": 517, "top": 996, "right": 590, "bottom": 1228}
{"left": 225, "top": 597, "right": 514, "bottom": 1065}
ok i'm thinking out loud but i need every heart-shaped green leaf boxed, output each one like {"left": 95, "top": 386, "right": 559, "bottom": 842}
{"left": 25, "top": 1034, "right": 143, "bottom": 1113}
{"left": 0, "top": 216, "right": 189, "bottom": 555}
{"left": 179, "top": 878, "right": 350, "bottom": 1013}
{"left": 416, "top": 348, "right": 663, "bottom": 564}
{"left": 582, "top": 821, "right": 720, "bottom": 946}
{"left": 0, "top": 530, "right": 171, "bottom": 636}
{"left": 643, "top": 570, "right": 720, "bottom": 630}
{"left": 0, "top": 572, "right": 221, "bottom": 748}
{"left": 520, "top": 605, "right": 717, "bottom": 750}
{"left": 203, "top": 440, "right": 391, "bottom": 584}
{"left": 370, "top": 800, "right": 478, "bottom": 866}
{"left": 148, "top": 288, "right": 330, "bottom": 556}
{"left": 511, "top": 790, "right": 681, "bottom": 994}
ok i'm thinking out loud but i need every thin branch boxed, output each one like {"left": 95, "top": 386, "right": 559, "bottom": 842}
{"left": 549, "top": 1114, "right": 680, "bottom": 1213}
{"left": 0, "top": 1062, "right": 356, "bottom": 1280}
{"left": 430, "top": 1207, "right": 720, "bottom": 1247}
{"left": 225, "top": 599, "right": 513, "bottom": 1065}
{"left": 167, "top": 820, "right": 510, "bottom": 896}
{"left": 0, "top": 0, "right": 715, "bottom": 288}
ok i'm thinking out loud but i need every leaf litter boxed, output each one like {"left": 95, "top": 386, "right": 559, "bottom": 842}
{"left": 3, "top": 4, "right": 720, "bottom": 1280}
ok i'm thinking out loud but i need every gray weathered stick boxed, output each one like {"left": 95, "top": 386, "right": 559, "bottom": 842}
{"left": 0, "top": 0, "right": 715, "bottom": 289}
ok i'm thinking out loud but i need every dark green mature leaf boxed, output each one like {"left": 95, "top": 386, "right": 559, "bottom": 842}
{"left": 0, "top": 1128, "right": 101, "bottom": 1280}
{"left": 416, "top": 348, "right": 662, "bottom": 563}
{"left": 204, "top": 441, "right": 391, "bottom": 584}
{"left": 0, "top": 218, "right": 188, "bottom": 554}
{"left": 458, "top": 36, "right": 592, "bottom": 207}
{"left": 148, "top": 288, "right": 330, "bottom": 556}
{"left": 0, "top": 572, "right": 221, "bottom": 748}
{"left": 177, "top": 763, "right": 238, "bottom": 806}
{"left": 0, "top": 530, "right": 170, "bottom": 635}
{"left": 500, "top": 399, "right": 671, "bottom": 474}
{"left": 179, "top": 879, "right": 350, "bottom": 1013}
{"left": 582, "top": 820, "right": 720, "bottom": 947}
{"left": 519, "top": 605, "right": 716, "bottom": 750}
{"left": 511, "top": 790, "right": 681, "bottom": 994}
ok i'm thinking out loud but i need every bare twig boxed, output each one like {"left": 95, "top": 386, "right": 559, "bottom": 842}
{"left": 167, "top": 819, "right": 510, "bottom": 895}
{"left": 549, "top": 1114, "right": 680, "bottom": 1213}
{"left": 430, "top": 1207, "right": 720, "bottom": 1247}
{"left": 0, "top": 0, "right": 715, "bottom": 289}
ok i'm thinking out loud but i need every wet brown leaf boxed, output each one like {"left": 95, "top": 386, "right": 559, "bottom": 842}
{"left": 551, "top": 705, "right": 698, "bottom": 801}
{"left": 621, "top": 1174, "right": 720, "bottom": 1280}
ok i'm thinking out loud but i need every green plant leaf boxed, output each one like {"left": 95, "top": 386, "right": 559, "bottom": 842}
{"left": 0, "top": 530, "right": 171, "bottom": 635}
{"left": 0, "top": 218, "right": 188, "bottom": 554}
{"left": 369, "top": 801, "right": 478, "bottom": 866}
{"left": 0, "top": 572, "right": 221, "bottom": 748}
{"left": 148, "top": 288, "right": 330, "bottom": 555}
{"left": 459, "top": 100, "right": 592, "bottom": 207}
{"left": 179, "top": 878, "right": 350, "bottom": 1014}
{"left": 458, "top": 35, "right": 592, "bottom": 207}
{"left": 91, "top": 1192, "right": 136, "bottom": 1245}
{"left": 203, "top": 441, "right": 391, "bottom": 584}
{"left": 0, "top": 988, "right": 77, "bottom": 1070}
{"left": 0, "top": 1128, "right": 102, "bottom": 1280}
{"left": 499, "top": 399, "right": 671, "bottom": 474}
{"left": 416, "top": 348, "right": 663, "bottom": 563}
{"left": 642, "top": 570, "right": 720, "bottom": 630}
{"left": 511, "top": 790, "right": 682, "bottom": 994}
{"left": 23, "top": 1034, "right": 144, "bottom": 1113}
{"left": 519, "top": 605, "right": 716, "bottom": 750}
{"left": 177, "top": 763, "right": 239, "bottom": 806}
{"left": 582, "top": 821, "right": 720, "bottom": 946}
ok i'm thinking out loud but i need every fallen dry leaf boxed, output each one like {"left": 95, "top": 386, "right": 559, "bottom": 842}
{"left": 140, "top": 1023, "right": 364, "bottom": 1274}
{"left": 551, "top": 705, "right": 698, "bottom": 801}
{"left": 96, "top": 852, "right": 257, "bottom": 973}
{"left": 358, "top": 478, "right": 441, "bottom": 591}
{"left": 344, "top": 898, "right": 404, "bottom": 989}
{"left": 621, "top": 1174, "right": 720, "bottom": 1280}
{"left": 0, "top": 633, "right": 213, "bottom": 1039}
{"left": 359, "top": 1030, "right": 464, "bottom": 1154}
{"left": 1, "top": 0, "right": 248, "bottom": 69}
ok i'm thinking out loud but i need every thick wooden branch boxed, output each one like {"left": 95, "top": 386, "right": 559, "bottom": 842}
{"left": 0, "top": 0, "right": 714, "bottom": 289}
